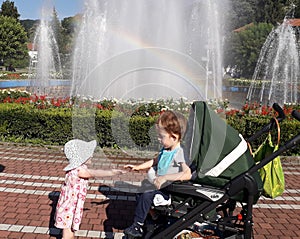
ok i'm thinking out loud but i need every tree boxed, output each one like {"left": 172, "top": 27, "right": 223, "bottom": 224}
{"left": 254, "top": 0, "right": 288, "bottom": 24}
{"left": 51, "top": 7, "right": 63, "bottom": 49}
{"left": 0, "top": 0, "right": 20, "bottom": 20}
{"left": 224, "top": 22, "right": 274, "bottom": 78}
{"left": 228, "top": 0, "right": 257, "bottom": 31}
{"left": 228, "top": 0, "right": 298, "bottom": 31}
{"left": 0, "top": 15, "right": 29, "bottom": 68}
{"left": 61, "top": 16, "right": 79, "bottom": 35}
{"left": 60, "top": 15, "right": 81, "bottom": 71}
{"left": 20, "top": 19, "right": 39, "bottom": 41}
{"left": 61, "top": 15, "right": 80, "bottom": 53}
{"left": 294, "top": 0, "right": 300, "bottom": 18}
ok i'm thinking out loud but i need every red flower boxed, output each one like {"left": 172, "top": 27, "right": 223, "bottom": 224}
{"left": 30, "top": 94, "right": 39, "bottom": 102}
{"left": 216, "top": 108, "right": 224, "bottom": 114}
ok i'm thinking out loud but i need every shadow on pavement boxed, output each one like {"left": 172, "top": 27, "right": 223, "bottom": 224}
{"left": 47, "top": 182, "right": 140, "bottom": 239}
{"left": 48, "top": 191, "right": 62, "bottom": 239}
{"left": 0, "top": 164, "right": 5, "bottom": 172}
{"left": 92, "top": 182, "right": 140, "bottom": 239}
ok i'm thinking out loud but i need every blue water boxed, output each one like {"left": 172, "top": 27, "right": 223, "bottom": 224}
{"left": 0, "top": 80, "right": 71, "bottom": 88}
{"left": 223, "top": 86, "right": 248, "bottom": 92}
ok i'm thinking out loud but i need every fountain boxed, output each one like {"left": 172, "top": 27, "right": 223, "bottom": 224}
{"left": 71, "top": 0, "right": 227, "bottom": 101}
{"left": 28, "top": 4, "right": 63, "bottom": 96}
{"left": 247, "top": 6, "right": 300, "bottom": 106}
{"left": 69, "top": 0, "right": 229, "bottom": 156}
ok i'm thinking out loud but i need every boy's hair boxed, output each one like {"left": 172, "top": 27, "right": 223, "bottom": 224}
{"left": 157, "top": 110, "right": 187, "bottom": 141}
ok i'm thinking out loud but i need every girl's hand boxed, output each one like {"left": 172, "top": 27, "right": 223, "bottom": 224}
{"left": 153, "top": 176, "right": 167, "bottom": 189}
{"left": 124, "top": 164, "right": 139, "bottom": 171}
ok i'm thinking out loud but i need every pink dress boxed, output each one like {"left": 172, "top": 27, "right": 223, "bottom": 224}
{"left": 55, "top": 165, "right": 88, "bottom": 231}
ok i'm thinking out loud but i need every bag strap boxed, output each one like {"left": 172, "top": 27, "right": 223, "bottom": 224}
{"left": 248, "top": 142, "right": 253, "bottom": 155}
{"left": 272, "top": 117, "right": 280, "bottom": 146}
{"left": 248, "top": 117, "right": 281, "bottom": 155}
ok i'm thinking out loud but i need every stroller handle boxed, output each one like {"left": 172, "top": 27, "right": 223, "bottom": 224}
{"left": 247, "top": 103, "right": 285, "bottom": 143}
{"left": 292, "top": 109, "right": 300, "bottom": 121}
{"left": 273, "top": 102, "right": 285, "bottom": 120}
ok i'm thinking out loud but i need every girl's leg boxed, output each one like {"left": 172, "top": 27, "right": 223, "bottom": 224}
{"left": 62, "top": 228, "right": 75, "bottom": 239}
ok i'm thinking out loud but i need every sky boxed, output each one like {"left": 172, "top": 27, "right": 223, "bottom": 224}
{"left": 10, "top": 0, "right": 83, "bottom": 20}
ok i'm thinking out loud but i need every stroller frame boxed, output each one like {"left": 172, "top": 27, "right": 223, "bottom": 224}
{"left": 136, "top": 103, "right": 300, "bottom": 239}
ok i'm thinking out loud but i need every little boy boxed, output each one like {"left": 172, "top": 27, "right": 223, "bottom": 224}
{"left": 124, "top": 110, "right": 192, "bottom": 238}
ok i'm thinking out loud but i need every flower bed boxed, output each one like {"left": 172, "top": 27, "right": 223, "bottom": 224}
{"left": 0, "top": 72, "right": 29, "bottom": 79}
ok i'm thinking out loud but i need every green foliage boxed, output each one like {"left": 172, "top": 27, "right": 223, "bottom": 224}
{"left": 129, "top": 115, "right": 158, "bottom": 149}
{"left": 59, "top": 15, "right": 79, "bottom": 70}
{"left": 51, "top": 8, "right": 64, "bottom": 53}
{"left": 224, "top": 22, "right": 274, "bottom": 78}
{"left": 227, "top": 114, "right": 300, "bottom": 156}
{"left": 229, "top": 0, "right": 296, "bottom": 26}
{"left": 95, "top": 110, "right": 114, "bottom": 147}
{"left": 61, "top": 16, "right": 79, "bottom": 53}
{"left": 71, "top": 107, "right": 98, "bottom": 142}
{"left": 254, "top": 0, "right": 287, "bottom": 25}
{"left": 225, "top": 0, "right": 300, "bottom": 77}
{"left": 131, "top": 102, "right": 164, "bottom": 117}
{"left": 0, "top": 104, "right": 72, "bottom": 145}
{"left": 0, "top": 0, "right": 20, "bottom": 20}
{"left": 0, "top": 103, "right": 161, "bottom": 149}
{"left": 20, "top": 19, "right": 39, "bottom": 41}
{"left": 228, "top": 0, "right": 257, "bottom": 31}
{"left": 0, "top": 103, "right": 299, "bottom": 155}
{"left": 0, "top": 15, "right": 29, "bottom": 68}
{"left": 294, "top": 0, "right": 300, "bottom": 18}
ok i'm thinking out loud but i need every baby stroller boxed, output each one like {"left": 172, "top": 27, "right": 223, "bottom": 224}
{"left": 129, "top": 101, "right": 300, "bottom": 239}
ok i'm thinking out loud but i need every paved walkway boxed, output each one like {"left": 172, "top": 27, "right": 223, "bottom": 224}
{"left": 0, "top": 143, "right": 299, "bottom": 239}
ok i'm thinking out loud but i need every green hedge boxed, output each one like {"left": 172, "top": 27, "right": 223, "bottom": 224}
{"left": 0, "top": 104, "right": 161, "bottom": 150}
{"left": 227, "top": 115, "right": 300, "bottom": 156}
{"left": 0, "top": 103, "right": 299, "bottom": 155}
{"left": 0, "top": 104, "right": 72, "bottom": 145}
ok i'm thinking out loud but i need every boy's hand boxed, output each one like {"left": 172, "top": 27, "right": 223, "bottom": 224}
{"left": 124, "top": 164, "right": 139, "bottom": 171}
{"left": 112, "top": 169, "right": 126, "bottom": 175}
{"left": 154, "top": 176, "right": 167, "bottom": 189}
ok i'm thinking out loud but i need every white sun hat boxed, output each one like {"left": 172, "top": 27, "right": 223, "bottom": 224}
{"left": 63, "top": 139, "right": 97, "bottom": 171}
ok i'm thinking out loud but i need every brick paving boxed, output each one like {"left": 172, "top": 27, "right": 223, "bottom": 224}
{"left": 0, "top": 142, "right": 299, "bottom": 238}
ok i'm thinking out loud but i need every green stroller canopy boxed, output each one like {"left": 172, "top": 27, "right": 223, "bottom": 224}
{"left": 185, "top": 101, "right": 262, "bottom": 190}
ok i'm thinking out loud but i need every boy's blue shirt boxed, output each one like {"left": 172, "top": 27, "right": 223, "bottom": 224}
{"left": 157, "top": 147, "right": 179, "bottom": 176}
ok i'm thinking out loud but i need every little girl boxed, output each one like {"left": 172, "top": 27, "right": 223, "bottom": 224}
{"left": 55, "top": 139, "right": 124, "bottom": 239}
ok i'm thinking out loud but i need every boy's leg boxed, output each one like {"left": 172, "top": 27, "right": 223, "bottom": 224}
{"left": 124, "top": 190, "right": 158, "bottom": 237}
{"left": 134, "top": 190, "right": 157, "bottom": 224}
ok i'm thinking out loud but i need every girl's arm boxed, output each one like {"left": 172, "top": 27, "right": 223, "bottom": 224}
{"left": 153, "top": 162, "right": 191, "bottom": 189}
{"left": 124, "top": 158, "right": 155, "bottom": 171}
{"left": 78, "top": 168, "right": 124, "bottom": 179}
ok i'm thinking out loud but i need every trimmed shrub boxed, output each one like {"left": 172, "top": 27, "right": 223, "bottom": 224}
{"left": 0, "top": 103, "right": 299, "bottom": 155}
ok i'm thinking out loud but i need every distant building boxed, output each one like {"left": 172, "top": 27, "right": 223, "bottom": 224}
{"left": 286, "top": 18, "right": 300, "bottom": 26}
{"left": 27, "top": 43, "right": 38, "bottom": 68}
{"left": 233, "top": 19, "right": 300, "bottom": 32}
{"left": 233, "top": 23, "right": 254, "bottom": 33}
